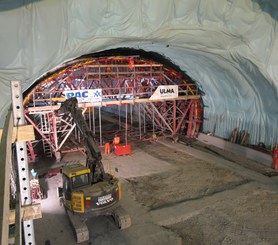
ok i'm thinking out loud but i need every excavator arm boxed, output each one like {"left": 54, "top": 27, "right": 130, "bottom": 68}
{"left": 56, "top": 97, "right": 107, "bottom": 182}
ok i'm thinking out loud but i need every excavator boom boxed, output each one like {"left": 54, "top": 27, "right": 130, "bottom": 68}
{"left": 57, "top": 97, "right": 106, "bottom": 182}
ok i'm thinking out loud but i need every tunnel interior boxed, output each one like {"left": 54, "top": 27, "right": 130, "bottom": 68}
{"left": 23, "top": 48, "right": 203, "bottom": 160}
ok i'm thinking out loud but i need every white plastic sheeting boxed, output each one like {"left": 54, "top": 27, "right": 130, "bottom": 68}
{"left": 0, "top": 0, "right": 277, "bottom": 146}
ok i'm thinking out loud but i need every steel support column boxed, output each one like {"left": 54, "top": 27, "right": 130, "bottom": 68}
{"left": 173, "top": 100, "right": 177, "bottom": 133}
{"left": 11, "top": 81, "right": 35, "bottom": 245}
{"left": 186, "top": 100, "right": 195, "bottom": 137}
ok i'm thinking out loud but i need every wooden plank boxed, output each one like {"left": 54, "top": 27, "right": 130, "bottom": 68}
{"left": 0, "top": 125, "right": 35, "bottom": 143}
{"left": 0, "top": 110, "right": 13, "bottom": 245}
{"left": 12, "top": 125, "right": 35, "bottom": 142}
{"left": 9, "top": 203, "right": 42, "bottom": 225}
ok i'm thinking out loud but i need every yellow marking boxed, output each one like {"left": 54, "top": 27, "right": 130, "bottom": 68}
{"left": 72, "top": 192, "right": 85, "bottom": 213}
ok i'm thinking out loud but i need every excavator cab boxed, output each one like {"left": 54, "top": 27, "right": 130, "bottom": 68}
{"left": 62, "top": 163, "right": 90, "bottom": 189}
{"left": 60, "top": 163, "right": 122, "bottom": 215}
{"left": 61, "top": 163, "right": 91, "bottom": 211}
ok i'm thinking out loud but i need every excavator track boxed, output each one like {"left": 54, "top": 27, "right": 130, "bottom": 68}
{"left": 66, "top": 209, "right": 89, "bottom": 243}
{"left": 112, "top": 206, "right": 132, "bottom": 230}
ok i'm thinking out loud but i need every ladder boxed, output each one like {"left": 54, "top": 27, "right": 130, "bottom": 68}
{"left": 42, "top": 138, "right": 53, "bottom": 158}
{"left": 40, "top": 113, "right": 50, "bottom": 133}
{"left": 40, "top": 113, "right": 53, "bottom": 158}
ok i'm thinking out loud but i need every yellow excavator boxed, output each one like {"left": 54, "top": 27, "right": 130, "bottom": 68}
{"left": 56, "top": 97, "right": 131, "bottom": 243}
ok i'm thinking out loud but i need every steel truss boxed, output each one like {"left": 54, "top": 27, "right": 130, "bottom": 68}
{"left": 131, "top": 99, "right": 202, "bottom": 140}
{"left": 23, "top": 56, "right": 202, "bottom": 160}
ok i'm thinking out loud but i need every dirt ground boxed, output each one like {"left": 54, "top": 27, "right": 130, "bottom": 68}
{"left": 33, "top": 139, "right": 278, "bottom": 245}
{"left": 127, "top": 142, "right": 247, "bottom": 210}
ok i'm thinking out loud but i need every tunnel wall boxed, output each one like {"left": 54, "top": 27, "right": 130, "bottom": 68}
{"left": 0, "top": 0, "right": 277, "bottom": 146}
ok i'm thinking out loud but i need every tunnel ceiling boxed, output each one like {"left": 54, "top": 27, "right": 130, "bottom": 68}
{"left": 0, "top": 0, "right": 277, "bottom": 147}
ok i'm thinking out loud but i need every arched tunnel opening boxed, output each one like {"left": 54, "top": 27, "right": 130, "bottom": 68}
{"left": 23, "top": 48, "right": 203, "bottom": 162}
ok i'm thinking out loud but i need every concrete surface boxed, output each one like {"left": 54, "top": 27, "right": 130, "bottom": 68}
{"left": 197, "top": 133, "right": 272, "bottom": 166}
{"left": 33, "top": 139, "right": 278, "bottom": 245}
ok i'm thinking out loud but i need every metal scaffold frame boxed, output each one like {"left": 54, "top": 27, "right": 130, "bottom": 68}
{"left": 23, "top": 56, "right": 202, "bottom": 160}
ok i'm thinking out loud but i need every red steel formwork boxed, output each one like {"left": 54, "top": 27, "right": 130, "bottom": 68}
{"left": 23, "top": 56, "right": 202, "bottom": 160}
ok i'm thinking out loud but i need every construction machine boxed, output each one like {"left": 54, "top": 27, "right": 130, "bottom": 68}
{"left": 56, "top": 97, "right": 131, "bottom": 243}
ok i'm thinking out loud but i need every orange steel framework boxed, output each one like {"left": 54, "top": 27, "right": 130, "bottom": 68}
{"left": 23, "top": 56, "right": 202, "bottom": 161}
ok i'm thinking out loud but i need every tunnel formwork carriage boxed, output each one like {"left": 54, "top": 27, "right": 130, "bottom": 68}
{"left": 23, "top": 53, "right": 202, "bottom": 161}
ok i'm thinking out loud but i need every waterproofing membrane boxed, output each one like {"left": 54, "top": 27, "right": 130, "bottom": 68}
{"left": 0, "top": 0, "right": 277, "bottom": 146}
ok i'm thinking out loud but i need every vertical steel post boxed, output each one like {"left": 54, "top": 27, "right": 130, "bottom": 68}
{"left": 138, "top": 103, "right": 142, "bottom": 140}
{"left": 173, "top": 100, "right": 177, "bottom": 134}
{"left": 152, "top": 103, "right": 155, "bottom": 134}
{"left": 118, "top": 105, "right": 121, "bottom": 130}
{"left": 11, "top": 81, "right": 35, "bottom": 245}
{"left": 130, "top": 104, "right": 133, "bottom": 129}
{"left": 92, "top": 107, "right": 95, "bottom": 135}
{"left": 143, "top": 103, "right": 146, "bottom": 134}
{"left": 187, "top": 101, "right": 195, "bottom": 137}
{"left": 88, "top": 107, "right": 91, "bottom": 130}
{"left": 99, "top": 107, "right": 102, "bottom": 145}
{"left": 52, "top": 112, "right": 58, "bottom": 150}
{"left": 125, "top": 104, "right": 128, "bottom": 145}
